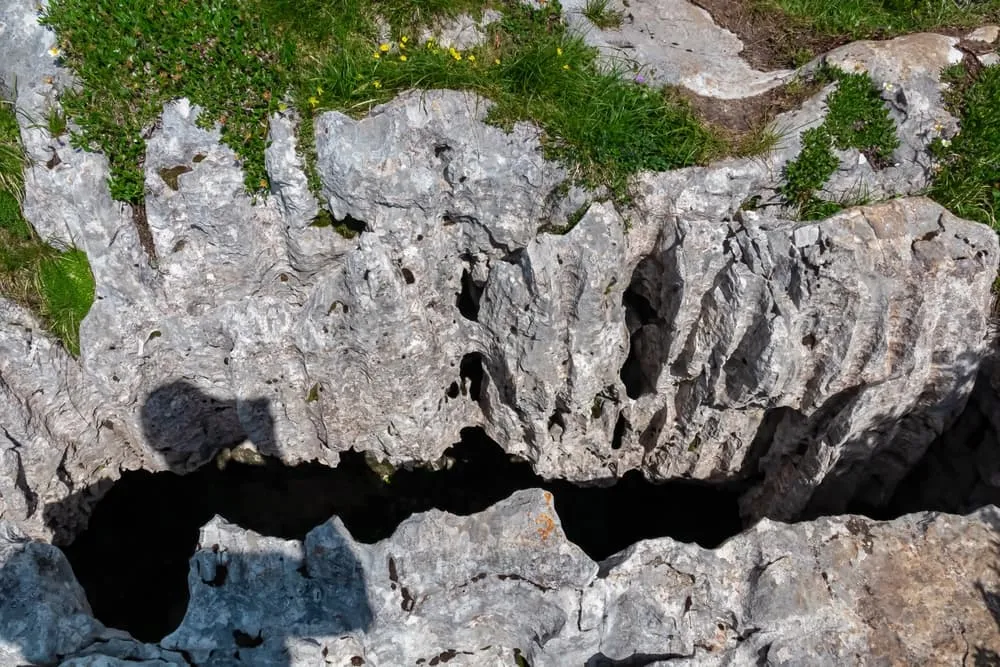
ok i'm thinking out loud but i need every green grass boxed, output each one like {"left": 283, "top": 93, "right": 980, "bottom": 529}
{"left": 781, "top": 67, "right": 898, "bottom": 217}
{"left": 37, "top": 250, "right": 96, "bottom": 356}
{"left": 43, "top": 0, "right": 724, "bottom": 208}
{"left": 582, "top": 0, "right": 624, "bottom": 29}
{"left": 0, "top": 100, "right": 94, "bottom": 356}
{"left": 756, "top": 0, "right": 1000, "bottom": 39}
{"left": 42, "top": 0, "right": 292, "bottom": 203}
{"left": 929, "top": 63, "right": 1000, "bottom": 228}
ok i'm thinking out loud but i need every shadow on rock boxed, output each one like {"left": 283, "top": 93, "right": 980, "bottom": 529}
{"left": 140, "top": 379, "right": 278, "bottom": 471}
{"left": 159, "top": 515, "right": 372, "bottom": 665}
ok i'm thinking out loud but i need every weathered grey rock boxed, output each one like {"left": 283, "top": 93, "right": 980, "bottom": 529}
{"left": 968, "top": 25, "right": 1000, "bottom": 43}
{"left": 419, "top": 10, "right": 502, "bottom": 51}
{"left": 587, "top": 504, "right": 1000, "bottom": 665}
{"left": 5, "top": 492, "right": 994, "bottom": 665}
{"left": 1, "top": 0, "right": 998, "bottom": 542}
{"left": 559, "top": 0, "right": 795, "bottom": 99}
{"left": 0, "top": 520, "right": 189, "bottom": 666}
{"left": 161, "top": 489, "right": 597, "bottom": 665}
{"left": 621, "top": 195, "right": 997, "bottom": 519}
{"left": 884, "top": 345, "right": 1000, "bottom": 516}
{"left": 0, "top": 520, "right": 104, "bottom": 664}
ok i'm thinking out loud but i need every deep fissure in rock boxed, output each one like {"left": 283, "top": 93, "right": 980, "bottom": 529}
{"left": 455, "top": 268, "right": 482, "bottom": 321}
{"left": 56, "top": 427, "right": 742, "bottom": 643}
{"left": 459, "top": 352, "right": 485, "bottom": 400}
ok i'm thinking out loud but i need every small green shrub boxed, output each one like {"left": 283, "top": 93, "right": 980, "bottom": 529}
{"left": 781, "top": 68, "right": 897, "bottom": 217}
{"left": 782, "top": 126, "right": 839, "bottom": 206}
{"left": 823, "top": 71, "right": 899, "bottom": 168}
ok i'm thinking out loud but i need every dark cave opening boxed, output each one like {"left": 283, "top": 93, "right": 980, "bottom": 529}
{"left": 56, "top": 427, "right": 743, "bottom": 643}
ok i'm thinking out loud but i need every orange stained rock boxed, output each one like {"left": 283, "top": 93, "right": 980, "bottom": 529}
{"left": 535, "top": 512, "right": 556, "bottom": 541}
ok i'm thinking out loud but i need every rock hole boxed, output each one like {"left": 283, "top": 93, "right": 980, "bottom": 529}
{"left": 402, "top": 268, "right": 415, "bottom": 284}
{"left": 203, "top": 562, "right": 228, "bottom": 587}
{"left": 434, "top": 143, "right": 451, "bottom": 158}
{"left": 459, "top": 353, "right": 485, "bottom": 401}
{"left": 55, "top": 429, "right": 743, "bottom": 642}
{"left": 158, "top": 165, "right": 192, "bottom": 191}
{"left": 619, "top": 287, "right": 660, "bottom": 399}
{"left": 611, "top": 412, "right": 628, "bottom": 450}
{"left": 446, "top": 382, "right": 460, "bottom": 399}
{"left": 455, "top": 270, "right": 482, "bottom": 322}
{"left": 332, "top": 213, "right": 368, "bottom": 237}
{"left": 233, "top": 629, "right": 264, "bottom": 648}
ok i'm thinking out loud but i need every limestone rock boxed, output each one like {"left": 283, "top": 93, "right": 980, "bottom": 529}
{"left": 0, "top": 0, "right": 997, "bottom": 542}
{"left": 621, "top": 195, "right": 998, "bottom": 520}
{"left": 161, "top": 489, "right": 597, "bottom": 665}
{"left": 6, "top": 492, "right": 994, "bottom": 665}
{"left": 559, "top": 0, "right": 794, "bottom": 98}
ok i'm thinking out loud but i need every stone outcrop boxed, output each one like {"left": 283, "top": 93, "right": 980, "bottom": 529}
{"left": 2, "top": 492, "right": 999, "bottom": 665}
{"left": 1, "top": 0, "right": 999, "bottom": 663}
{"left": 0, "top": 0, "right": 999, "bottom": 541}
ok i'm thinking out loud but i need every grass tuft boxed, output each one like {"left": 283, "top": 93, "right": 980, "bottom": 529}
{"left": 42, "top": 0, "right": 292, "bottom": 203}
{"left": 0, "top": 99, "right": 94, "bottom": 356}
{"left": 582, "top": 0, "right": 624, "bottom": 29}
{"left": 929, "top": 63, "right": 1000, "bottom": 228}
{"left": 781, "top": 66, "right": 898, "bottom": 217}
{"left": 37, "top": 250, "right": 96, "bottom": 357}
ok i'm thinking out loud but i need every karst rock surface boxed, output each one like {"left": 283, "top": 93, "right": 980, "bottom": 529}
{"left": 2, "top": 0, "right": 1000, "bottom": 662}
{"left": 1, "top": 0, "right": 999, "bottom": 542}
{"left": 2, "top": 491, "right": 999, "bottom": 665}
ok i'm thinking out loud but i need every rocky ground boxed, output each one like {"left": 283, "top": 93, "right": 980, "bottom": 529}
{"left": 0, "top": 0, "right": 999, "bottom": 664}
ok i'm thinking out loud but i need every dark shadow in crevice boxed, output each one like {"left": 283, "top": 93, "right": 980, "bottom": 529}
{"left": 460, "top": 352, "right": 485, "bottom": 401}
{"left": 456, "top": 268, "right": 483, "bottom": 321}
{"left": 618, "top": 251, "right": 683, "bottom": 400}
{"left": 51, "top": 427, "right": 744, "bottom": 644}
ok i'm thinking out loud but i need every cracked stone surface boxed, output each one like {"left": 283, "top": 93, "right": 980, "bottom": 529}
{"left": 560, "top": 0, "right": 795, "bottom": 98}
{"left": 1, "top": 0, "right": 999, "bottom": 542}
{"left": 2, "top": 491, "right": 999, "bottom": 665}
{"left": 1, "top": 0, "right": 1000, "bottom": 664}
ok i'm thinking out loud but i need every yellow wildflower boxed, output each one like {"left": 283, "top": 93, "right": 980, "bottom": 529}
{"left": 316, "top": 85, "right": 323, "bottom": 95}
{"left": 467, "top": 54, "right": 475, "bottom": 62}
{"left": 277, "top": 102, "right": 288, "bottom": 112}
{"left": 373, "top": 80, "right": 382, "bottom": 89}
{"left": 556, "top": 47, "right": 563, "bottom": 56}
{"left": 259, "top": 179, "right": 268, "bottom": 188}
{"left": 450, "top": 47, "right": 462, "bottom": 60}
{"left": 48, "top": 46, "right": 61, "bottom": 57}
{"left": 374, "top": 52, "right": 381, "bottom": 59}
{"left": 380, "top": 43, "right": 390, "bottom": 52}
{"left": 562, "top": 64, "right": 570, "bottom": 70}
{"left": 401, "top": 36, "right": 409, "bottom": 43}
{"left": 308, "top": 96, "right": 319, "bottom": 107}
{"left": 399, "top": 54, "right": 407, "bottom": 62}
{"left": 494, "top": 58, "right": 501, "bottom": 65}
